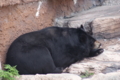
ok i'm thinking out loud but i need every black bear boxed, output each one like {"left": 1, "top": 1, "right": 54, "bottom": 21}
{"left": 5, "top": 26, "right": 103, "bottom": 74}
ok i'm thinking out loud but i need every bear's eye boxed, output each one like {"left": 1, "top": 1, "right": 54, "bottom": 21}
{"left": 90, "top": 38, "right": 96, "bottom": 48}
{"left": 79, "top": 34, "right": 87, "bottom": 43}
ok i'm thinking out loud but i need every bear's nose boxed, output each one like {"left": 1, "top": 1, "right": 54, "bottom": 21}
{"left": 94, "top": 41, "right": 101, "bottom": 49}
{"left": 98, "top": 43, "right": 101, "bottom": 48}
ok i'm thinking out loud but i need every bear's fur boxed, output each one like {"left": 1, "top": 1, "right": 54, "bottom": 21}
{"left": 5, "top": 26, "right": 103, "bottom": 74}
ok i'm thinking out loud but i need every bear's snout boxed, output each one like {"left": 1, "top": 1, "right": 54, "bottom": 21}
{"left": 93, "top": 41, "right": 104, "bottom": 55}
{"left": 94, "top": 41, "right": 102, "bottom": 49}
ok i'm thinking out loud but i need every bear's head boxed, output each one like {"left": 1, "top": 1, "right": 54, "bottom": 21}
{"left": 78, "top": 26, "right": 104, "bottom": 57}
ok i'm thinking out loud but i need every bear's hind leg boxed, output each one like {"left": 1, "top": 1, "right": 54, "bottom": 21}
{"left": 18, "top": 46, "right": 62, "bottom": 74}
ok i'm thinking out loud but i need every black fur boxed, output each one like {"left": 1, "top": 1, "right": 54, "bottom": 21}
{"left": 5, "top": 26, "right": 103, "bottom": 74}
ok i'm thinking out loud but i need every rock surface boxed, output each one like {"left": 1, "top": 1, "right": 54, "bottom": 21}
{"left": 92, "top": 16, "right": 120, "bottom": 38}
{"left": 55, "top": 5, "right": 120, "bottom": 39}
{"left": 88, "top": 72, "right": 120, "bottom": 80}
{"left": 65, "top": 50, "right": 120, "bottom": 74}
{"left": 15, "top": 73, "right": 81, "bottom": 80}
{"left": 103, "top": 0, "right": 120, "bottom": 5}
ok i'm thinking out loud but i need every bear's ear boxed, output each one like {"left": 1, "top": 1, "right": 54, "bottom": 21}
{"left": 80, "top": 24, "right": 93, "bottom": 35}
{"left": 80, "top": 25, "right": 85, "bottom": 31}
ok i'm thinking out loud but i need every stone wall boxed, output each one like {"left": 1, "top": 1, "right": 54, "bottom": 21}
{"left": 0, "top": 0, "right": 103, "bottom": 66}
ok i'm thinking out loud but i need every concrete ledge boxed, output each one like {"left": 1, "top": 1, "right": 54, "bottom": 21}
{"left": 15, "top": 73, "right": 81, "bottom": 80}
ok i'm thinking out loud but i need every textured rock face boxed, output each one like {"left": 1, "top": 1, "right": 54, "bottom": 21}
{"left": 55, "top": 5, "right": 120, "bottom": 39}
{"left": 103, "top": 0, "right": 120, "bottom": 5}
{"left": 89, "top": 72, "right": 120, "bottom": 80}
{"left": 92, "top": 16, "right": 120, "bottom": 38}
